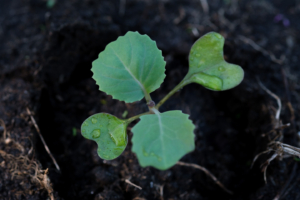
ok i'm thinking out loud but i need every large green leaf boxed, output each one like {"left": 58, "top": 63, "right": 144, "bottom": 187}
{"left": 92, "top": 31, "right": 166, "bottom": 103}
{"left": 81, "top": 113, "right": 128, "bottom": 160}
{"left": 186, "top": 32, "right": 244, "bottom": 91}
{"left": 131, "top": 110, "right": 195, "bottom": 170}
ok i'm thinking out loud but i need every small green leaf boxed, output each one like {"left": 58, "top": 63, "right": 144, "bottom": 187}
{"left": 72, "top": 127, "right": 77, "bottom": 136}
{"left": 81, "top": 113, "right": 128, "bottom": 160}
{"left": 92, "top": 31, "right": 166, "bottom": 103}
{"left": 132, "top": 110, "right": 195, "bottom": 170}
{"left": 46, "top": 0, "right": 56, "bottom": 8}
{"left": 100, "top": 99, "right": 107, "bottom": 105}
{"left": 186, "top": 32, "right": 244, "bottom": 91}
{"left": 122, "top": 110, "right": 128, "bottom": 118}
{"left": 294, "top": 157, "right": 300, "bottom": 162}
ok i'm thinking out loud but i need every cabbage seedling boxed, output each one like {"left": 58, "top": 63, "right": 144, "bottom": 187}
{"left": 81, "top": 31, "right": 244, "bottom": 170}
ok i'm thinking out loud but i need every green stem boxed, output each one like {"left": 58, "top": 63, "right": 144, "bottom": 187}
{"left": 126, "top": 75, "right": 192, "bottom": 124}
{"left": 155, "top": 79, "right": 192, "bottom": 109}
{"left": 143, "top": 89, "right": 155, "bottom": 111}
{"left": 125, "top": 111, "right": 151, "bottom": 124}
{"left": 143, "top": 89, "right": 152, "bottom": 104}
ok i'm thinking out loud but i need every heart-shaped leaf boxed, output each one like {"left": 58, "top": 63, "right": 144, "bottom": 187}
{"left": 131, "top": 110, "right": 195, "bottom": 170}
{"left": 81, "top": 113, "right": 128, "bottom": 160}
{"left": 92, "top": 31, "right": 166, "bottom": 103}
{"left": 186, "top": 32, "right": 244, "bottom": 91}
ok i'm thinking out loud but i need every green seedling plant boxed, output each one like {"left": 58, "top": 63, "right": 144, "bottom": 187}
{"left": 81, "top": 31, "right": 244, "bottom": 170}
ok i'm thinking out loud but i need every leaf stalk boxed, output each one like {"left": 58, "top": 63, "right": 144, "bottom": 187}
{"left": 155, "top": 78, "right": 192, "bottom": 109}
{"left": 125, "top": 111, "right": 151, "bottom": 124}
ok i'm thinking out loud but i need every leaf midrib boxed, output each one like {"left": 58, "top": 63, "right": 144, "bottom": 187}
{"left": 153, "top": 110, "right": 167, "bottom": 168}
{"left": 110, "top": 47, "right": 144, "bottom": 86}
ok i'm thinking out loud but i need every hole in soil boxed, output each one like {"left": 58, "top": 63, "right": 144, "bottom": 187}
{"left": 35, "top": 26, "right": 271, "bottom": 199}
{"left": 158, "top": 81, "right": 271, "bottom": 199}
{"left": 37, "top": 73, "right": 105, "bottom": 200}
{"left": 209, "top": 90, "right": 270, "bottom": 198}
{"left": 37, "top": 69, "right": 268, "bottom": 200}
{"left": 36, "top": 24, "right": 121, "bottom": 199}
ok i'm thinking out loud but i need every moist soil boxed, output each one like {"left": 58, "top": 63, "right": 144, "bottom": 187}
{"left": 1, "top": 0, "right": 300, "bottom": 199}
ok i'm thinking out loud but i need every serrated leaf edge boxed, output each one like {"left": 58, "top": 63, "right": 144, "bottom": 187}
{"left": 92, "top": 31, "right": 166, "bottom": 103}
{"left": 132, "top": 110, "right": 195, "bottom": 170}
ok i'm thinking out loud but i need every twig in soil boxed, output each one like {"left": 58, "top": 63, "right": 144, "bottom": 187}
{"left": 218, "top": 9, "right": 240, "bottom": 31}
{"left": 0, "top": 119, "right": 25, "bottom": 152}
{"left": 251, "top": 149, "right": 273, "bottom": 169}
{"left": 238, "top": 35, "right": 285, "bottom": 65}
{"left": 281, "top": 68, "right": 292, "bottom": 104}
{"left": 132, "top": 197, "right": 146, "bottom": 200}
{"left": 262, "top": 123, "right": 291, "bottom": 139}
{"left": 257, "top": 78, "right": 282, "bottom": 126}
{"left": 287, "top": 102, "right": 295, "bottom": 124}
{"left": 173, "top": 7, "right": 185, "bottom": 24}
{"left": 41, "top": 169, "right": 54, "bottom": 200}
{"left": 252, "top": 141, "right": 300, "bottom": 183}
{"left": 261, "top": 152, "right": 278, "bottom": 183}
{"left": 176, "top": 161, "right": 233, "bottom": 194}
{"left": 0, "top": 150, "right": 54, "bottom": 200}
{"left": 0, "top": 119, "right": 7, "bottom": 140}
{"left": 281, "top": 67, "right": 298, "bottom": 143}
{"left": 199, "top": 0, "right": 209, "bottom": 14}
{"left": 125, "top": 179, "right": 142, "bottom": 190}
{"left": 26, "top": 107, "right": 61, "bottom": 172}
{"left": 159, "top": 184, "right": 164, "bottom": 200}
{"left": 272, "top": 142, "right": 300, "bottom": 157}
{"left": 268, "top": 124, "right": 290, "bottom": 143}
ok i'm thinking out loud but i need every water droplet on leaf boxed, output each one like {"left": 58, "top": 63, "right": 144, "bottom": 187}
{"left": 218, "top": 66, "right": 226, "bottom": 71}
{"left": 143, "top": 152, "right": 149, "bottom": 156}
{"left": 198, "top": 60, "right": 205, "bottom": 68}
{"left": 92, "top": 129, "right": 101, "bottom": 138}
{"left": 110, "top": 134, "right": 116, "bottom": 144}
{"left": 142, "top": 148, "right": 149, "bottom": 156}
{"left": 91, "top": 117, "right": 97, "bottom": 124}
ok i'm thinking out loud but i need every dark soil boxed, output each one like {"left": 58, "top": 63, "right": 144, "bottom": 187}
{"left": 1, "top": 0, "right": 300, "bottom": 199}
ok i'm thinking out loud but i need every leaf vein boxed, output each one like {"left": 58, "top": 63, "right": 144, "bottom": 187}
{"left": 139, "top": 38, "right": 145, "bottom": 81}
{"left": 155, "top": 111, "right": 167, "bottom": 167}
{"left": 143, "top": 53, "right": 157, "bottom": 84}
{"left": 96, "top": 74, "right": 133, "bottom": 81}
{"left": 161, "top": 125, "right": 178, "bottom": 140}
{"left": 97, "top": 61, "right": 124, "bottom": 70}
{"left": 109, "top": 46, "right": 147, "bottom": 94}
